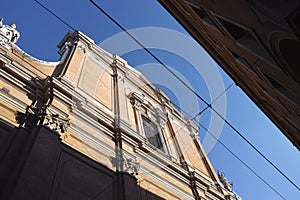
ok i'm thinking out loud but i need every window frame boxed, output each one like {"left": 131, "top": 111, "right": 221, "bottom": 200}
{"left": 141, "top": 114, "right": 167, "bottom": 153}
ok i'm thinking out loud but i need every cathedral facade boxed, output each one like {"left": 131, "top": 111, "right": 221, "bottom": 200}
{"left": 0, "top": 20, "right": 241, "bottom": 200}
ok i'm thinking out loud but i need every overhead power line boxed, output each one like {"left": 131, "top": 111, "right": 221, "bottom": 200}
{"left": 88, "top": 0, "right": 299, "bottom": 192}
{"left": 172, "top": 84, "right": 286, "bottom": 199}
{"left": 198, "top": 123, "right": 287, "bottom": 200}
{"left": 146, "top": 82, "right": 287, "bottom": 199}
{"left": 33, "top": 0, "right": 76, "bottom": 31}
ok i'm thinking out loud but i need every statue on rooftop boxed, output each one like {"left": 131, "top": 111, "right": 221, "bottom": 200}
{"left": 0, "top": 18, "right": 20, "bottom": 45}
{"left": 218, "top": 171, "right": 233, "bottom": 192}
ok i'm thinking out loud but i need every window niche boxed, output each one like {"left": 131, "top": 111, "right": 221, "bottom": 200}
{"left": 141, "top": 115, "right": 165, "bottom": 151}
{"left": 140, "top": 106, "right": 168, "bottom": 153}
{"left": 129, "top": 92, "right": 168, "bottom": 153}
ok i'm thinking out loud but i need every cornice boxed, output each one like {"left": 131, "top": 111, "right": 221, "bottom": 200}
{"left": 207, "top": 185, "right": 225, "bottom": 200}
{"left": 12, "top": 45, "right": 60, "bottom": 66}
{"left": 68, "top": 123, "right": 115, "bottom": 158}
{"left": 0, "top": 66, "right": 33, "bottom": 95}
{"left": 139, "top": 166, "right": 195, "bottom": 200}
{"left": 134, "top": 147, "right": 190, "bottom": 183}
{"left": 193, "top": 170, "right": 214, "bottom": 187}
{"left": 0, "top": 87, "right": 27, "bottom": 113}
{"left": 71, "top": 106, "right": 114, "bottom": 138}
{"left": 0, "top": 54, "right": 34, "bottom": 81}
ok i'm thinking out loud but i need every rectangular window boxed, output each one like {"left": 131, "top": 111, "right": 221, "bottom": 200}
{"left": 142, "top": 116, "right": 164, "bottom": 151}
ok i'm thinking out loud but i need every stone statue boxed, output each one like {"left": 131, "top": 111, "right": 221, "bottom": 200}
{"left": 218, "top": 171, "right": 233, "bottom": 192}
{"left": 0, "top": 18, "right": 20, "bottom": 44}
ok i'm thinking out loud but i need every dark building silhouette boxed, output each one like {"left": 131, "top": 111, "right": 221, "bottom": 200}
{"left": 159, "top": 0, "right": 300, "bottom": 150}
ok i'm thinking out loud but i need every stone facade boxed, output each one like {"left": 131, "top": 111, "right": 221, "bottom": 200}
{"left": 0, "top": 20, "right": 241, "bottom": 200}
{"left": 159, "top": 0, "right": 300, "bottom": 150}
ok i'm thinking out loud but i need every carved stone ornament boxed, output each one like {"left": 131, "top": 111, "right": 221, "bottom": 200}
{"left": 189, "top": 132, "right": 198, "bottom": 140}
{"left": 111, "top": 149, "right": 140, "bottom": 176}
{"left": 42, "top": 113, "right": 70, "bottom": 135}
{"left": 123, "top": 157, "right": 140, "bottom": 175}
{"left": 77, "top": 43, "right": 86, "bottom": 53}
{"left": 167, "top": 112, "right": 173, "bottom": 120}
{"left": 118, "top": 74, "right": 125, "bottom": 83}
{"left": 129, "top": 92, "right": 144, "bottom": 110}
{"left": 0, "top": 18, "right": 20, "bottom": 48}
{"left": 131, "top": 99, "right": 141, "bottom": 110}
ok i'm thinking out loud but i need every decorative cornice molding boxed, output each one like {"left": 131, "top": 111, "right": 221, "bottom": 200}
{"left": 207, "top": 185, "right": 225, "bottom": 200}
{"left": 42, "top": 112, "right": 70, "bottom": 135}
{"left": 71, "top": 106, "right": 114, "bottom": 138}
{"left": 193, "top": 170, "right": 214, "bottom": 187}
{"left": 139, "top": 167, "right": 194, "bottom": 200}
{"left": 13, "top": 45, "right": 60, "bottom": 66}
{"left": 68, "top": 123, "right": 115, "bottom": 155}
{"left": 134, "top": 147, "right": 190, "bottom": 183}
{"left": 0, "top": 86, "right": 28, "bottom": 113}
{"left": 205, "top": 191, "right": 222, "bottom": 200}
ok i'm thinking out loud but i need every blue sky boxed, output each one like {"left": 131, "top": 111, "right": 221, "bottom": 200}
{"left": 2, "top": 1, "right": 299, "bottom": 199}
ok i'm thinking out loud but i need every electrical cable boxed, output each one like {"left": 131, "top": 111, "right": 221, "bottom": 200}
{"left": 32, "top": 0, "right": 299, "bottom": 195}
{"left": 147, "top": 81, "right": 288, "bottom": 199}
{"left": 172, "top": 81, "right": 234, "bottom": 118}
{"left": 198, "top": 122, "right": 287, "bottom": 200}
{"left": 160, "top": 83, "right": 288, "bottom": 200}
{"left": 33, "top": 0, "right": 76, "bottom": 31}
{"left": 88, "top": 0, "right": 300, "bottom": 192}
